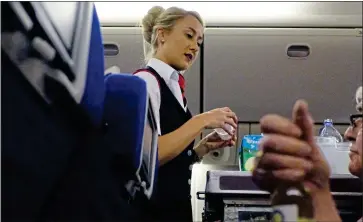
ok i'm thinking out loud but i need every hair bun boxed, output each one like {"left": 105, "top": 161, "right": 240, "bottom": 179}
{"left": 141, "top": 6, "right": 165, "bottom": 44}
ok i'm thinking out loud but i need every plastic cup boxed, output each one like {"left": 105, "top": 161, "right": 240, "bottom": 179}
{"left": 214, "top": 124, "right": 234, "bottom": 141}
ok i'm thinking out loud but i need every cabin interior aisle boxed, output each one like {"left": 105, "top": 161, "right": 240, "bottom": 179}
{"left": 98, "top": 2, "right": 362, "bottom": 221}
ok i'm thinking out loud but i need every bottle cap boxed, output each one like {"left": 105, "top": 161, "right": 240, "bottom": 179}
{"left": 324, "top": 119, "right": 333, "bottom": 125}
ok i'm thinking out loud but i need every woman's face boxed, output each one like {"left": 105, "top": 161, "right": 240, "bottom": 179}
{"left": 344, "top": 114, "right": 362, "bottom": 178}
{"left": 156, "top": 15, "right": 204, "bottom": 71}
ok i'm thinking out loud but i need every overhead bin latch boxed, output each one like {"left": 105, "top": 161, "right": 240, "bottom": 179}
{"left": 286, "top": 44, "right": 310, "bottom": 58}
{"left": 356, "top": 28, "right": 362, "bottom": 37}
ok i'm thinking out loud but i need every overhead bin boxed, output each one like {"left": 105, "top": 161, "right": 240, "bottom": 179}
{"left": 101, "top": 27, "right": 144, "bottom": 73}
{"left": 203, "top": 28, "right": 362, "bottom": 123}
{"left": 96, "top": 2, "right": 362, "bottom": 28}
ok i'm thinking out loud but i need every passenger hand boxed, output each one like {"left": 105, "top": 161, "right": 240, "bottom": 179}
{"left": 252, "top": 100, "right": 331, "bottom": 194}
{"left": 194, "top": 131, "right": 237, "bottom": 157}
{"left": 200, "top": 107, "right": 238, "bottom": 135}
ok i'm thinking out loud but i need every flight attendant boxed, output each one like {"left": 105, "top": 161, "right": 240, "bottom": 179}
{"left": 134, "top": 6, "right": 238, "bottom": 221}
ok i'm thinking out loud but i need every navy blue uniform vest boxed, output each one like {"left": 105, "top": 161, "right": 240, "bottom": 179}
{"left": 135, "top": 66, "right": 199, "bottom": 221}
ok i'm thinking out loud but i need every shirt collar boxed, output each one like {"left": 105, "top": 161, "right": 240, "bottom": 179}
{"left": 147, "top": 58, "right": 179, "bottom": 82}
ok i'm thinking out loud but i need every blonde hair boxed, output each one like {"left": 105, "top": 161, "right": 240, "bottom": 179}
{"left": 141, "top": 6, "right": 204, "bottom": 62}
{"left": 356, "top": 86, "right": 362, "bottom": 112}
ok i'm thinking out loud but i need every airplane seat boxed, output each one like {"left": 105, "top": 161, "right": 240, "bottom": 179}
{"left": 103, "top": 73, "right": 147, "bottom": 193}
{"left": 1, "top": 2, "right": 99, "bottom": 220}
{"left": 2, "top": 2, "right": 132, "bottom": 220}
{"left": 41, "top": 6, "right": 141, "bottom": 221}
{"left": 103, "top": 69, "right": 160, "bottom": 220}
{"left": 79, "top": 7, "right": 105, "bottom": 125}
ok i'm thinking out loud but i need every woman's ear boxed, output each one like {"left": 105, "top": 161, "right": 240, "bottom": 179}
{"left": 157, "top": 28, "right": 166, "bottom": 44}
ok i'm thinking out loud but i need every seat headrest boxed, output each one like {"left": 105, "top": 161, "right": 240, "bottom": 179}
{"left": 80, "top": 6, "right": 105, "bottom": 125}
{"left": 2, "top": 2, "right": 104, "bottom": 126}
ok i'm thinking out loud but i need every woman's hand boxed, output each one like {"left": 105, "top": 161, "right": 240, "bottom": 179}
{"left": 198, "top": 107, "right": 238, "bottom": 134}
{"left": 194, "top": 131, "right": 237, "bottom": 158}
{"left": 252, "top": 100, "right": 331, "bottom": 194}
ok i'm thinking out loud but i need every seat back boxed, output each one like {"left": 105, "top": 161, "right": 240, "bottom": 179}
{"left": 1, "top": 2, "right": 96, "bottom": 220}
{"left": 103, "top": 72, "right": 159, "bottom": 200}
{"left": 103, "top": 74, "right": 147, "bottom": 185}
{"left": 80, "top": 6, "right": 105, "bottom": 124}
{"left": 1, "top": 3, "right": 135, "bottom": 221}
{"left": 43, "top": 6, "right": 149, "bottom": 221}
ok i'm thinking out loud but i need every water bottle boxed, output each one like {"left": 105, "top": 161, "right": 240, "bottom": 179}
{"left": 319, "top": 119, "right": 343, "bottom": 143}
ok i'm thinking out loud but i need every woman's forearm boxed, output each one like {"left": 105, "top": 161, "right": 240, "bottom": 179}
{"left": 158, "top": 114, "right": 206, "bottom": 166}
{"left": 312, "top": 189, "right": 341, "bottom": 222}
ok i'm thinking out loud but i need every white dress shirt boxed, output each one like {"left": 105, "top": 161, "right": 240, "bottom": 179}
{"left": 135, "top": 58, "right": 187, "bottom": 135}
